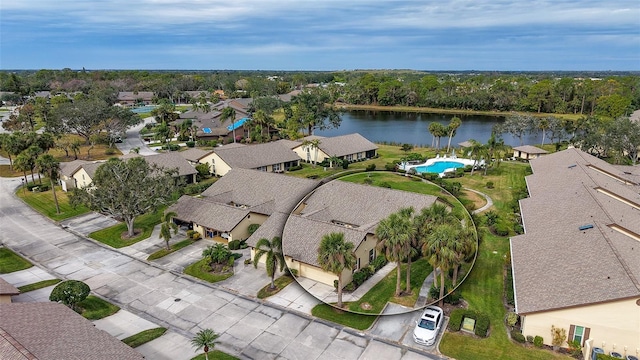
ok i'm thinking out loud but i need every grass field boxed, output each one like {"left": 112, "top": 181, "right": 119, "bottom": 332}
{"left": 0, "top": 248, "right": 33, "bottom": 273}
{"left": 89, "top": 209, "right": 164, "bottom": 248}
{"left": 78, "top": 295, "right": 120, "bottom": 320}
{"left": 16, "top": 183, "right": 91, "bottom": 221}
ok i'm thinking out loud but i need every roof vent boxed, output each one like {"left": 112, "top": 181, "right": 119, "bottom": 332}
{"left": 579, "top": 224, "right": 594, "bottom": 231}
{"left": 568, "top": 164, "right": 577, "bottom": 169}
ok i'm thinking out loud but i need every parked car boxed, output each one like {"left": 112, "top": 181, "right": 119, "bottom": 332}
{"left": 413, "top": 305, "right": 444, "bottom": 346}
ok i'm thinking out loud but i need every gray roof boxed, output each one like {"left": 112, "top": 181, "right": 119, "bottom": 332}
{"left": 0, "top": 278, "right": 19, "bottom": 296}
{"left": 511, "top": 147, "right": 640, "bottom": 315}
{"left": 177, "top": 148, "right": 213, "bottom": 163}
{"left": 118, "top": 91, "right": 154, "bottom": 101}
{"left": 214, "top": 141, "right": 301, "bottom": 170}
{"left": 246, "top": 212, "right": 289, "bottom": 247}
{"left": 512, "top": 145, "right": 548, "bottom": 154}
{"left": 0, "top": 303, "right": 144, "bottom": 360}
{"left": 298, "top": 133, "right": 378, "bottom": 157}
{"left": 282, "top": 180, "right": 438, "bottom": 267}
{"left": 141, "top": 152, "right": 198, "bottom": 177}
{"left": 79, "top": 161, "right": 104, "bottom": 179}
{"left": 59, "top": 159, "right": 91, "bottom": 178}
{"left": 169, "top": 196, "right": 249, "bottom": 232}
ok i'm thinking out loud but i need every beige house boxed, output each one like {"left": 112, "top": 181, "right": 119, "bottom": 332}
{"left": 510, "top": 147, "right": 640, "bottom": 357}
{"left": 123, "top": 152, "right": 198, "bottom": 184}
{"left": 169, "top": 168, "right": 318, "bottom": 244}
{"left": 512, "top": 145, "right": 548, "bottom": 160}
{"left": 0, "top": 302, "right": 144, "bottom": 359}
{"left": 117, "top": 91, "right": 154, "bottom": 106}
{"left": 208, "top": 141, "right": 301, "bottom": 177}
{"left": 282, "top": 180, "right": 438, "bottom": 288}
{"left": 291, "top": 133, "right": 378, "bottom": 164}
{"left": 0, "top": 277, "right": 19, "bottom": 304}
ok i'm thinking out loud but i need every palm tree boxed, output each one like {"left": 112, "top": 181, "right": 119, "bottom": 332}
{"left": 253, "top": 236, "right": 285, "bottom": 290}
{"left": 468, "top": 139, "right": 486, "bottom": 176}
{"left": 203, "top": 243, "right": 231, "bottom": 265}
{"left": 446, "top": 117, "right": 462, "bottom": 153}
{"left": 376, "top": 212, "right": 410, "bottom": 297}
{"left": 159, "top": 211, "right": 178, "bottom": 250}
{"left": 328, "top": 155, "right": 341, "bottom": 168}
{"left": 221, "top": 106, "right": 237, "bottom": 143}
{"left": 428, "top": 122, "right": 439, "bottom": 148}
{"left": 398, "top": 207, "right": 418, "bottom": 294}
{"left": 422, "top": 223, "right": 458, "bottom": 307}
{"left": 451, "top": 227, "right": 476, "bottom": 286}
{"left": 538, "top": 117, "right": 550, "bottom": 146}
{"left": 301, "top": 139, "right": 321, "bottom": 167}
{"left": 35, "top": 154, "right": 61, "bottom": 214}
{"left": 317, "top": 232, "right": 356, "bottom": 308}
{"left": 191, "top": 328, "right": 219, "bottom": 360}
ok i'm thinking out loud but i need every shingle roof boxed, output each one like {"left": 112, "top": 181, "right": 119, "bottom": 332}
{"left": 59, "top": 159, "right": 91, "bottom": 178}
{"left": 298, "top": 133, "right": 378, "bottom": 157}
{"left": 511, "top": 147, "right": 640, "bottom": 315}
{"left": 79, "top": 162, "right": 104, "bottom": 178}
{"left": 177, "top": 148, "right": 213, "bottom": 163}
{"left": 282, "top": 180, "right": 438, "bottom": 266}
{"left": 214, "top": 141, "right": 301, "bottom": 170}
{"left": 117, "top": 91, "right": 154, "bottom": 101}
{"left": 0, "top": 303, "right": 144, "bottom": 360}
{"left": 143, "top": 152, "right": 198, "bottom": 177}
{"left": 246, "top": 212, "right": 288, "bottom": 247}
{"left": 513, "top": 145, "right": 548, "bottom": 154}
{"left": 0, "top": 278, "right": 19, "bottom": 296}
{"left": 169, "top": 195, "right": 249, "bottom": 232}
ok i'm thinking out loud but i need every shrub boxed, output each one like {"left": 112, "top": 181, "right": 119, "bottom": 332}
{"left": 371, "top": 255, "right": 387, "bottom": 271}
{"left": 568, "top": 340, "right": 582, "bottom": 357}
{"left": 228, "top": 239, "right": 240, "bottom": 250}
{"left": 448, "top": 309, "right": 464, "bottom": 331}
{"left": 474, "top": 313, "right": 490, "bottom": 337}
{"left": 511, "top": 330, "right": 526, "bottom": 343}
{"left": 493, "top": 221, "right": 511, "bottom": 236}
{"left": 506, "top": 312, "right": 519, "bottom": 327}
{"left": 195, "top": 163, "right": 211, "bottom": 177}
{"left": 550, "top": 325, "right": 567, "bottom": 348}
{"left": 486, "top": 181, "right": 494, "bottom": 189}
{"left": 344, "top": 282, "right": 355, "bottom": 292}
{"left": 191, "top": 232, "right": 201, "bottom": 240}
{"left": 104, "top": 148, "right": 116, "bottom": 155}
{"left": 365, "top": 164, "right": 376, "bottom": 171}
{"left": 342, "top": 161, "right": 349, "bottom": 169}
{"left": 248, "top": 224, "right": 260, "bottom": 235}
{"left": 379, "top": 182, "right": 392, "bottom": 188}
{"left": 384, "top": 162, "right": 397, "bottom": 171}
{"left": 533, "top": 336, "right": 544, "bottom": 348}
{"left": 429, "top": 284, "right": 440, "bottom": 300}
{"left": 38, "top": 184, "right": 50, "bottom": 192}
{"left": 363, "top": 177, "right": 373, "bottom": 185}
{"left": 185, "top": 141, "right": 195, "bottom": 148}
{"left": 182, "top": 181, "right": 214, "bottom": 195}
{"left": 287, "top": 165, "right": 303, "bottom": 171}
{"left": 484, "top": 211, "right": 499, "bottom": 226}
{"left": 352, "top": 270, "right": 368, "bottom": 287}
{"left": 444, "top": 291, "right": 462, "bottom": 305}
{"left": 505, "top": 266, "right": 515, "bottom": 306}
{"left": 49, "top": 280, "right": 90, "bottom": 312}
{"left": 186, "top": 230, "right": 195, "bottom": 238}
{"left": 243, "top": 258, "right": 251, "bottom": 265}
{"left": 526, "top": 335, "right": 534, "bottom": 343}
{"left": 287, "top": 268, "right": 298, "bottom": 277}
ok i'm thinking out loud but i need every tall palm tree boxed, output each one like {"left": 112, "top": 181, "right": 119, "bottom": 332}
{"left": 422, "top": 223, "right": 458, "bottom": 307}
{"left": 36, "top": 154, "right": 61, "bottom": 214}
{"left": 468, "top": 139, "right": 486, "bottom": 176}
{"left": 191, "top": 328, "right": 219, "bottom": 360}
{"left": 159, "top": 211, "right": 178, "bottom": 250}
{"left": 397, "top": 207, "right": 418, "bottom": 294}
{"left": 428, "top": 122, "right": 439, "bottom": 148}
{"left": 253, "top": 236, "right": 285, "bottom": 290}
{"left": 451, "top": 227, "right": 477, "bottom": 286}
{"left": 376, "top": 212, "right": 410, "bottom": 297}
{"left": 317, "top": 232, "right": 356, "bottom": 308}
{"left": 301, "top": 139, "right": 321, "bottom": 167}
{"left": 446, "top": 117, "right": 462, "bottom": 153}
{"left": 221, "top": 106, "right": 237, "bottom": 143}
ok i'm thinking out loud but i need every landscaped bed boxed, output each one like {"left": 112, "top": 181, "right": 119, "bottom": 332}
{"left": 256, "top": 274, "right": 294, "bottom": 299}
{"left": 89, "top": 209, "right": 164, "bottom": 248}
{"left": 184, "top": 258, "right": 234, "bottom": 283}
{"left": 16, "top": 183, "right": 90, "bottom": 221}
{"left": 122, "top": 327, "right": 167, "bottom": 348}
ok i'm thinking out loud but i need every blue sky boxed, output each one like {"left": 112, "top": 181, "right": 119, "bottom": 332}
{"left": 1, "top": 1, "right": 639, "bottom": 70}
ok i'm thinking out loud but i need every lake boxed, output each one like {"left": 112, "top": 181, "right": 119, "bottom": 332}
{"left": 315, "top": 110, "right": 543, "bottom": 147}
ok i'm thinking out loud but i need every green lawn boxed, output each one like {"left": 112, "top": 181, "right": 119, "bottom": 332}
{"left": 78, "top": 295, "right": 121, "bottom": 320}
{"left": 184, "top": 258, "right": 233, "bottom": 283}
{"left": 0, "top": 248, "right": 33, "bottom": 273}
{"left": 347, "top": 258, "right": 432, "bottom": 314}
{"left": 122, "top": 327, "right": 167, "bottom": 348}
{"left": 89, "top": 209, "right": 164, "bottom": 248}
{"left": 18, "top": 279, "right": 61, "bottom": 293}
{"left": 311, "top": 304, "right": 377, "bottom": 330}
{"left": 147, "top": 238, "right": 195, "bottom": 261}
{"left": 256, "top": 274, "right": 294, "bottom": 299}
{"left": 191, "top": 351, "right": 239, "bottom": 360}
{"left": 16, "top": 183, "right": 91, "bottom": 221}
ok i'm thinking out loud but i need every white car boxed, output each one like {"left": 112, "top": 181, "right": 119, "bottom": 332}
{"left": 413, "top": 305, "right": 444, "bottom": 346}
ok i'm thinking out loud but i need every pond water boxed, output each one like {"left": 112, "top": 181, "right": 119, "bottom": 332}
{"left": 315, "top": 110, "right": 543, "bottom": 147}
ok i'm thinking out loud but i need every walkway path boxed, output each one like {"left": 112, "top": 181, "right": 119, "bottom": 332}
{"left": 465, "top": 187, "right": 494, "bottom": 214}
{"left": 0, "top": 176, "right": 443, "bottom": 360}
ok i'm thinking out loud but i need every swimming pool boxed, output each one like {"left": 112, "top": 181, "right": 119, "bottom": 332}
{"left": 130, "top": 105, "right": 158, "bottom": 114}
{"left": 413, "top": 161, "right": 466, "bottom": 174}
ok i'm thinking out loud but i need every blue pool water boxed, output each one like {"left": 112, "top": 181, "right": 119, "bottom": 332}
{"left": 130, "top": 105, "right": 158, "bottom": 114}
{"left": 203, "top": 127, "right": 212, "bottom": 134}
{"left": 414, "top": 161, "right": 465, "bottom": 174}
{"left": 227, "top": 117, "right": 249, "bottom": 131}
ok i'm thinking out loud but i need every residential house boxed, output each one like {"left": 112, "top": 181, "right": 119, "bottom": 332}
{"left": 122, "top": 152, "right": 198, "bottom": 184}
{"left": 0, "top": 302, "right": 144, "bottom": 360}
{"left": 208, "top": 141, "right": 301, "bottom": 177}
{"left": 177, "top": 99, "right": 252, "bottom": 143}
{"left": 282, "top": 180, "right": 438, "bottom": 288}
{"left": 512, "top": 145, "right": 548, "bottom": 160}
{"left": 291, "top": 133, "right": 378, "bottom": 164}
{"left": 177, "top": 148, "right": 215, "bottom": 166}
{"left": 59, "top": 159, "right": 94, "bottom": 192}
{"left": 169, "top": 168, "right": 318, "bottom": 244}
{"left": 67, "top": 161, "right": 104, "bottom": 191}
{"left": 0, "top": 278, "right": 19, "bottom": 304}
{"left": 510, "top": 147, "right": 640, "bottom": 355}
{"left": 117, "top": 91, "right": 154, "bottom": 106}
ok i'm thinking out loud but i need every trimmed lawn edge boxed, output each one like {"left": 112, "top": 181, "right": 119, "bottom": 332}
{"left": 0, "top": 247, "right": 33, "bottom": 273}
{"left": 17, "top": 279, "right": 61, "bottom": 293}
{"left": 78, "top": 295, "right": 120, "bottom": 320}
{"left": 311, "top": 303, "right": 377, "bottom": 330}
{"left": 147, "top": 238, "right": 195, "bottom": 261}
{"left": 184, "top": 258, "right": 233, "bottom": 283}
{"left": 256, "top": 274, "right": 294, "bottom": 299}
{"left": 122, "top": 327, "right": 167, "bottom": 348}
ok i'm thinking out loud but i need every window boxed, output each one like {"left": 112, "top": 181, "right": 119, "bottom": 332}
{"left": 357, "top": 152, "right": 363, "bottom": 160}
{"left": 568, "top": 325, "right": 589, "bottom": 346}
{"left": 347, "top": 154, "right": 354, "bottom": 161}
{"left": 257, "top": 166, "right": 267, "bottom": 172}
{"left": 369, "top": 249, "right": 375, "bottom": 263}
{"left": 357, "top": 257, "right": 361, "bottom": 270}
{"left": 273, "top": 163, "right": 281, "bottom": 172}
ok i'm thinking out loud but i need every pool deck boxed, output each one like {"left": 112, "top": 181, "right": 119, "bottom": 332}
{"left": 402, "top": 156, "right": 481, "bottom": 176}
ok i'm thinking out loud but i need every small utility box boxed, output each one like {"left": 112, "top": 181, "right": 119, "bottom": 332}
{"left": 462, "top": 317, "right": 476, "bottom": 333}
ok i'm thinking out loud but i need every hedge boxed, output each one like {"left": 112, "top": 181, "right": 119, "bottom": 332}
{"left": 448, "top": 309, "right": 490, "bottom": 337}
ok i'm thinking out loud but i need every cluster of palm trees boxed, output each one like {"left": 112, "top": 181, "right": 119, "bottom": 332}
{"left": 465, "top": 132, "right": 508, "bottom": 176}
{"left": 428, "top": 116, "right": 461, "bottom": 152}
{"left": 376, "top": 204, "right": 476, "bottom": 306}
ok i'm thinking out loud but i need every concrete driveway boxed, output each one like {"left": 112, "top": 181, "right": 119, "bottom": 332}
{"left": 60, "top": 212, "right": 119, "bottom": 237}
{"left": 117, "top": 116, "right": 158, "bottom": 156}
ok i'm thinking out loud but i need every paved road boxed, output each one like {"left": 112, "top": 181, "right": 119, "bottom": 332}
{"left": 116, "top": 116, "right": 157, "bottom": 156}
{"left": 0, "top": 176, "right": 444, "bottom": 360}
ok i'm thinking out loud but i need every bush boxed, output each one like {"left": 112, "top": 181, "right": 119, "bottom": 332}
{"left": 493, "top": 221, "right": 511, "bottom": 236}
{"left": 486, "top": 181, "right": 494, "bottom": 189}
{"left": 363, "top": 177, "right": 373, "bottom": 185}
{"left": 533, "top": 336, "right": 544, "bottom": 348}
{"left": 191, "top": 232, "right": 201, "bottom": 240}
{"left": 384, "top": 162, "right": 397, "bottom": 171}
{"left": 104, "top": 148, "right": 117, "bottom": 155}
{"left": 352, "top": 270, "right": 368, "bottom": 287}
{"left": 506, "top": 312, "right": 519, "bottom": 327}
{"left": 228, "top": 239, "right": 240, "bottom": 250}
{"left": 244, "top": 258, "right": 251, "bottom": 265}
{"left": 444, "top": 291, "right": 462, "bottom": 305}
{"left": 38, "top": 184, "right": 50, "bottom": 192}
{"left": 248, "top": 224, "right": 260, "bottom": 235}
{"left": 511, "top": 330, "right": 526, "bottom": 343}
{"left": 429, "top": 284, "right": 440, "bottom": 300}
{"left": 49, "top": 280, "right": 90, "bottom": 312}
{"left": 371, "top": 255, "right": 387, "bottom": 271}
{"left": 195, "top": 163, "right": 211, "bottom": 177}
{"left": 505, "top": 266, "right": 515, "bottom": 306}
{"left": 526, "top": 335, "right": 534, "bottom": 343}
{"left": 474, "top": 313, "right": 490, "bottom": 337}
{"left": 342, "top": 160, "right": 349, "bottom": 169}
{"left": 448, "top": 309, "right": 464, "bottom": 331}
{"left": 379, "top": 182, "right": 392, "bottom": 188}
{"left": 287, "top": 165, "right": 303, "bottom": 171}
{"left": 287, "top": 268, "right": 298, "bottom": 277}
{"left": 365, "top": 164, "right": 376, "bottom": 171}
{"left": 182, "top": 181, "right": 214, "bottom": 195}
{"left": 186, "top": 230, "right": 195, "bottom": 238}
{"left": 185, "top": 141, "right": 195, "bottom": 148}
{"left": 448, "top": 309, "right": 490, "bottom": 337}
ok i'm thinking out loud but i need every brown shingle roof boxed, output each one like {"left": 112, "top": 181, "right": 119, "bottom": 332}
{"left": 177, "top": 148, "right": 213, "bottom": 163}
{"left": 0, "top": 303, "right": 144, "bottom": 360}
{"left": 141, "top": 152, "right": 197, "bottom": 177}
{"left": 299, "top": 133, "right": 378, "bottom": 157}
{"left": 118, "top": 91, "right": 154, "bottom": 101}
{"left": 511, "top": 147, "right": 640, "bottom": 315}
{"left": 59, "top": 159, "right": 91, "bottom": 178}
{"left": 169, "top": 196, "right": 249, "bottom": 232}
{"left": 0, "top": 278, "right": 19, "bottom": 296}
{"left": 282, "top": 180, "right": 438, "bottom": 266}
{"left": 214, "top": 142, "right": 301, "bottom": 170}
